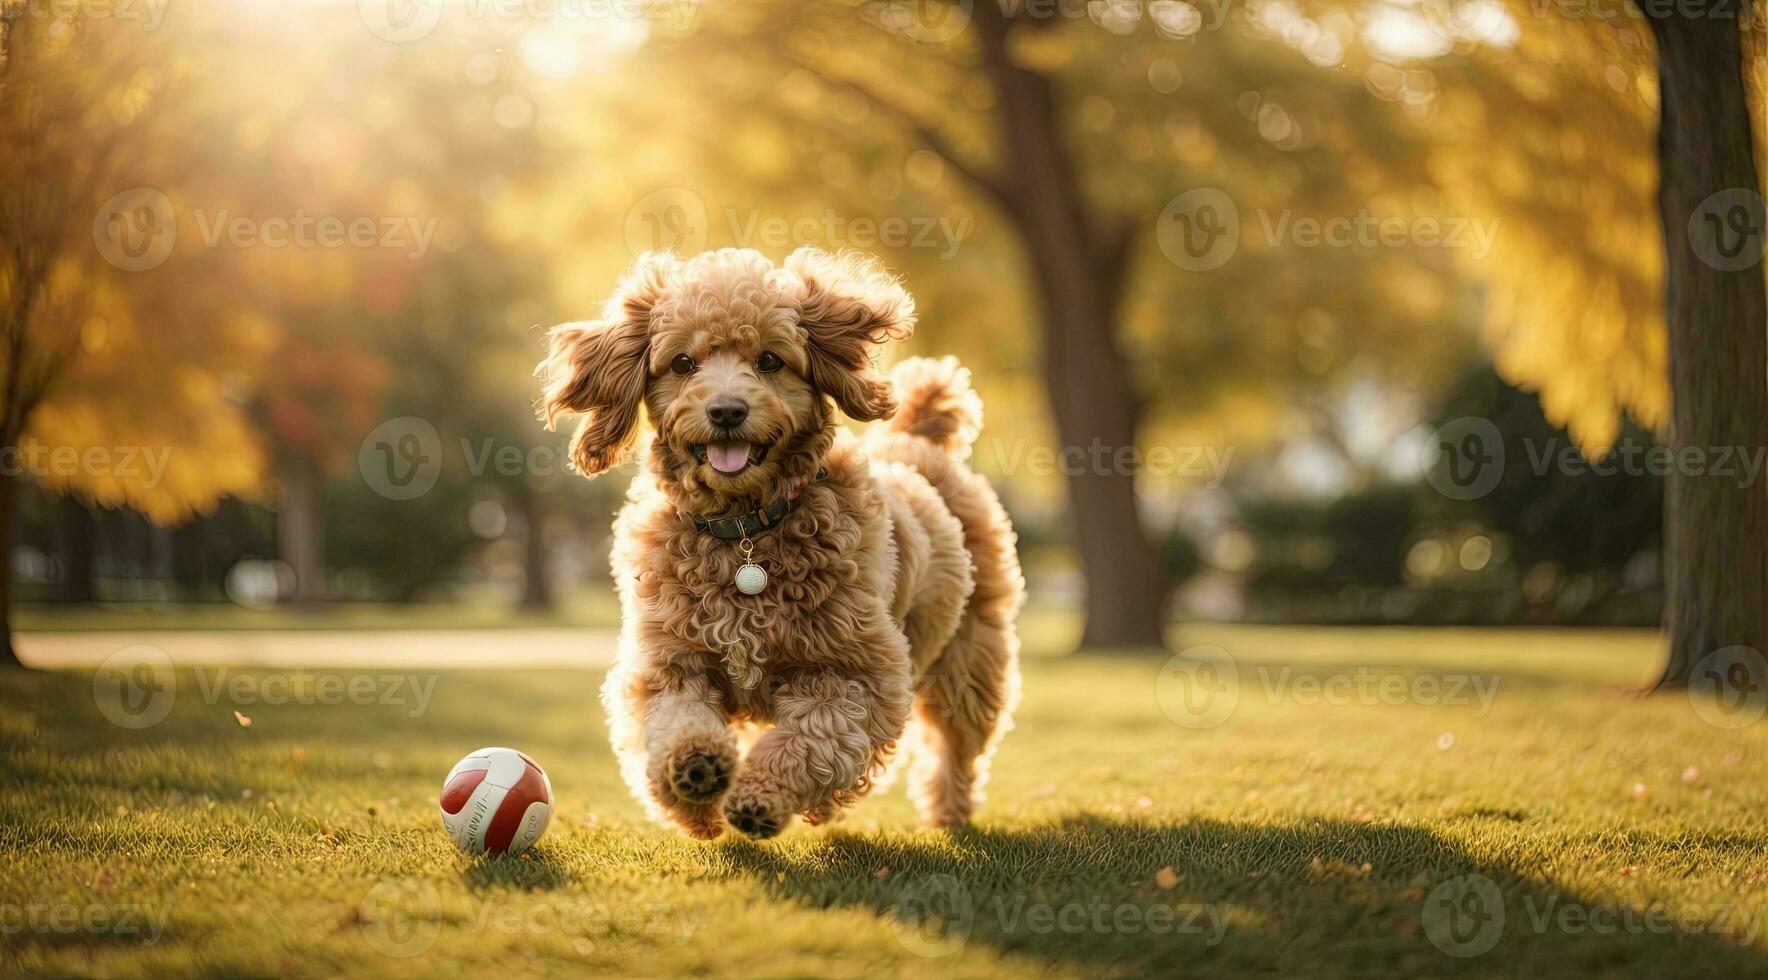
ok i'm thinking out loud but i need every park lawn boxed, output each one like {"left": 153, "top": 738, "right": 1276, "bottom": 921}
{"left": 3, "top": 625, "right": 1767, "bottom": 978}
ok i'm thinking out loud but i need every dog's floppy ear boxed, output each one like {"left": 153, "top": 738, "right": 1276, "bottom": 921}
{"left": 783, "top": 246, "right": 915, "bottom": 422}
{"left": 538, "top": 252, "right": 676, "bottom": 477}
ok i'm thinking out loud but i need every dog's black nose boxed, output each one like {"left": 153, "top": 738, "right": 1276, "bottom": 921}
{"left": 707, "top": 397, "right": 749, "bottom": 429}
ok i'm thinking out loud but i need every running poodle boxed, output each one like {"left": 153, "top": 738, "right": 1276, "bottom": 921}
{"left": 539, "top": 247, "right": 1022, "bottom": 840}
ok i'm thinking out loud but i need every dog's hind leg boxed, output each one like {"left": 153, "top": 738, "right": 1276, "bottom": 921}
{"left": 909, "top": 615, "right": 1018, "bottom": 828}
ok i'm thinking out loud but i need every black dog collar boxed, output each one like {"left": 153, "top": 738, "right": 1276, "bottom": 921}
{"left": 688, "top": 470, "right": 825, "bottom": 540}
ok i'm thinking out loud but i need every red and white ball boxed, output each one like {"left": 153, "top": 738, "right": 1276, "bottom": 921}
{"left": 439, "top": 747, "right": 553, "bottom": 855}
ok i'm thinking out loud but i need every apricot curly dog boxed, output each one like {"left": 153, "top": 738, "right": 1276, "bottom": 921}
{"left": 539, "top": 247, "right": 1023, "bottom": 840}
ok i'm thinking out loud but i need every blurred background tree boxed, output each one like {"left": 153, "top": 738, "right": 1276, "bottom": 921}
{"left": 0, "top": 0, "right": 1758, "bottom": 674}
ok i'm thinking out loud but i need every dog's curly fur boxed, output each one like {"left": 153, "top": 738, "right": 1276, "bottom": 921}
{"left": 538, "top": 247, "right": 1023, "bottom": 840}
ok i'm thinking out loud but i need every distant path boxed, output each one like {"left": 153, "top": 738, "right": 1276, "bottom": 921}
{"left": 15, "top": 628, "right": 620, "bottom": 669}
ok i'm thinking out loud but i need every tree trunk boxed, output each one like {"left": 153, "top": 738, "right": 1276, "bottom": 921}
{"left": 277, "top": 451, "right": 326, "bottom": 605}
{"left": 515, "top": 480, "right": 553, "bottom": 611}
{"left": 976, "top": 8, "right": 1169, "bottom": 650}
{"left": 0, "top": 471, "right": 20, "bottom": 667}
{"left": 1646, "top": 12, "right": 1768, "bottom": 685}
{"left": 53, "top": 493, "right": 95, "bottom": 603}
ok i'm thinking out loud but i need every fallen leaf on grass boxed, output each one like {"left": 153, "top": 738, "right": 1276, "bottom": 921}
{"left": 233, "top": 711, "right": 252, "bottom": 728}
{"left": 1155, "top": 866, "right": 1182, "bottom": 890}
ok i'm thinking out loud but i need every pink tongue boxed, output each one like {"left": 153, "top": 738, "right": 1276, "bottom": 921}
{"left": 706, "top": 441, "right": 751, "bottom": 473}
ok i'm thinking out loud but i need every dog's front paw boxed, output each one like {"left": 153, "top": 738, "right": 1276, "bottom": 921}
{"left": 666, "top": 745, "right": 734, "bottom": 805}
{"left": 651, "top": 737, "right": 737, "bottom": 807}
{"left": 722, "top": 790, "right": 789, "bottom": 840}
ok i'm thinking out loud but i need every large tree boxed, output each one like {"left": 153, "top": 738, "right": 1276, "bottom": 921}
{"left": 1642, "top": 4, "right": 1767, "bottom": 684}
{"left": 630, "top": 0, "right": 1458, "bottom": 650}
{"left": 0, "top": 11, "right": 269, "bottom": 665}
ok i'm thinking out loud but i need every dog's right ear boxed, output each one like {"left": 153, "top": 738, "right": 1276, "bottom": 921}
{"left": 537, "top": 253, "right": 676, "bottom": 478}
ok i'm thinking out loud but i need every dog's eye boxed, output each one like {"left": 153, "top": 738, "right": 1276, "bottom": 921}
{"left": 756, "top": 351, "right": 783, "bottom": 374}
{"left": 670, "top": 354, "right": 696, "bottom": 376}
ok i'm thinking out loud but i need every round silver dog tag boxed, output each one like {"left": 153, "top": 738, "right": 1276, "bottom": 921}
{"left": 735, "top": 563, "right": 768, "bottom": 595}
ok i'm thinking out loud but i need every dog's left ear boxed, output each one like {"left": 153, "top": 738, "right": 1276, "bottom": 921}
{"left": 782, "top": 247, "right": 915, "bottom": 422}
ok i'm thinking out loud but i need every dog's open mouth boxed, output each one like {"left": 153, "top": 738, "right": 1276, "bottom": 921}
{"left": 690, "top": 440, "right": 769, "bottom": 475}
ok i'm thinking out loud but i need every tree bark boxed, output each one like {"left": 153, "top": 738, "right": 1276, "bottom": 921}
{"left": 1646, "top": 11, "right": 1768, "bottom": 685}
{"left": 277, "top": 451, "right": 326, "bottom": 605}
{"left": 0, "top": 471, "right": 19, "bottom": 667}
{"left": 52, "top": 493, "right": 95, "bottom": 603}
{"left": 515, "top": 480, "right": 553, "bottom": 611}
{"left": 975, "top": 7, "right": 1169, "bottom": 650}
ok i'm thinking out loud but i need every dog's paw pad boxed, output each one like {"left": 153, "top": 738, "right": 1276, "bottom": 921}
{"left": 668, "top": 751, "right": 731, "bottom": 804}
{"left": 723, "top": 799, "right": 782, "bottom": 840}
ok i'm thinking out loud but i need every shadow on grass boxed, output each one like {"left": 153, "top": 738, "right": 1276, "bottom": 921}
{"left": 460, "top": 848, "right": 573, "bottom": 892}
{"left": 720, "top": 815, "right": 1768, "bottom": 977}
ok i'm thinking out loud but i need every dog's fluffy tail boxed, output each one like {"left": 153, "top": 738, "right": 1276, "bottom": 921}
{"left": 884, "top": 356, "right": 983, "bottom": 460}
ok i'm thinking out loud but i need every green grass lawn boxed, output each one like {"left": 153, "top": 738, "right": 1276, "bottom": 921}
{"left": 4, "top": 626, "right": 1766, "bottom": 977}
